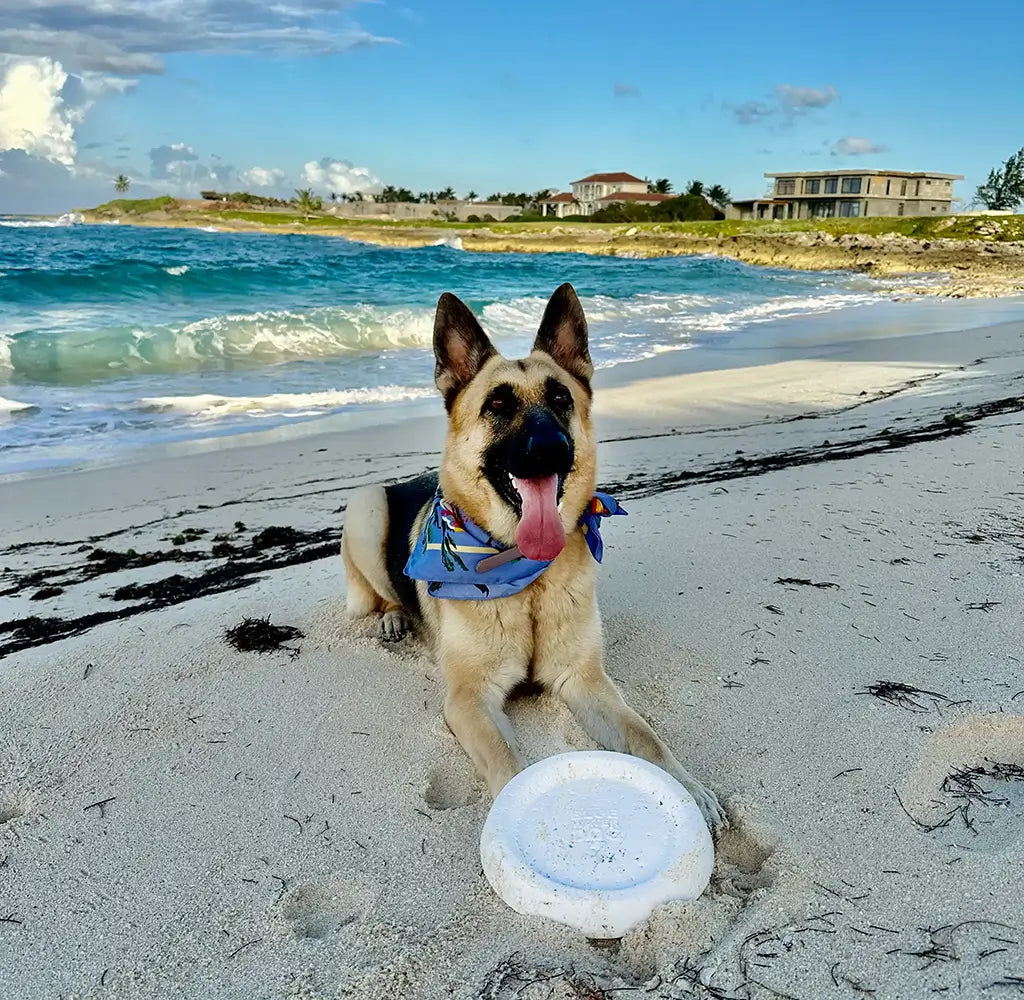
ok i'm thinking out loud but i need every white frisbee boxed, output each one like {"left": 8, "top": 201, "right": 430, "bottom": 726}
{"left": 480, "top": 751, "right": 714, "bottom": 938}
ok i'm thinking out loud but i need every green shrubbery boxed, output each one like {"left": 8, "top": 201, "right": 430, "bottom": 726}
{"left": 92, "top": 196, "right": 179, "bottom": 215}
{"left": 200, "top": 190, "right": 291, "bottom": 207}
{"left": 592, "top": 195, "right": 720, "bottom": 223}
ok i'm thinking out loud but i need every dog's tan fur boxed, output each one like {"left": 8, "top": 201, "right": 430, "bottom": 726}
{"left": 342, "top": 285, "right": 724, "bottom": 827}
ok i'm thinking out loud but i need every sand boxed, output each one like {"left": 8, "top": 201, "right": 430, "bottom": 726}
{"left": 2, "top": 314, "right": 1024, "bottom": 999}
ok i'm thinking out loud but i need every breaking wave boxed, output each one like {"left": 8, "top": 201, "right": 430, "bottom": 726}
{"left": 0, "top": 212, "right": 84, "bottom": 228}
{"left": 136, "top": 386, "right": 434, "bottom": 419}
{"left": 0, "top": 395, "right": 38, "bottom": 415}
{"left": 2, "top": 288, "right": 885, "bottom": 382}
{"left": 5, "top": 304, "right": 436, "bottom": 379}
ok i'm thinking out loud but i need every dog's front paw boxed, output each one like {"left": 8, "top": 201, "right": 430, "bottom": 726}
{"left": 379, "top": 610, "right": 411, "bottom": 643}
{"left": 688, "top": 780, "right": 728, "bottom": 832}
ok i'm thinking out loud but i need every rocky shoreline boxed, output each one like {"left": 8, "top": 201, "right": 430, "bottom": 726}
{"left": 82, "top": 211, "right": 1024, "bottom": 298}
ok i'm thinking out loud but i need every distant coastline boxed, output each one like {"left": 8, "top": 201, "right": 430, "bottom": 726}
{"left": 75, "top": 200, "right": 1024, "bottom": 299}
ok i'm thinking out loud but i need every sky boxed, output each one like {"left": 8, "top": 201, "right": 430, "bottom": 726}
{"left": 1, "top": 0, "right": 1023, "bottom": 213}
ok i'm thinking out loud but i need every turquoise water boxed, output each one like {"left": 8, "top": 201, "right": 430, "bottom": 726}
{"left": 0, "top": 219, "right": 970, "bottom": 473}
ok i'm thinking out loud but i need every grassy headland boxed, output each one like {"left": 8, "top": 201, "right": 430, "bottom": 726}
{"left": 83, "top": 198, "right": 1024, "bottom": 297}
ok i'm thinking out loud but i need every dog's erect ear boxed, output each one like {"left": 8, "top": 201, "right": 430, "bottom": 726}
{"left": 433, "top": 292, "right": 497, "bottom": 409}
{"left": 532, "top": 282, "right": 593, "bottom": 388}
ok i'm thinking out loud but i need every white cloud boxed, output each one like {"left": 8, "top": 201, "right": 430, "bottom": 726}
{"left": 0, "top": 57, "right": 75, "bottom": 164}
{"left": 238, "top": 166, "right": 287, "bottom": 188}
{"left": 730, "top": 83, "right": 839, "bottom": 126}
{"left": 833, "top": 136, "right": 888, "bottom": 157}
{"left": 732, "top": 99, "right": 775, "bottom": 126}
{"left": 775, "top": 84, "right": 838, "bottom": 111}
{"left": 0, "top": 55, "right": 149, "bottom": 210}
{"left": 0, "top": 147, "right": 158, "bottom": 213}
{"left": 302, "top": 157, "right": 381, "bottom": 195}
{"left": 77, "top": 72, "right": 137, "bottom": 100}
{"left": 146, "top": 142, "right": 233, "bottom": 191}
{"left": 0, "top": 0, "right": 397, "bottom": 76}
{"left": 0, "top": 55, "right": 138, "bottom": 174}
{"left": 148, "top": 142, "right": 197, "bottom": 183}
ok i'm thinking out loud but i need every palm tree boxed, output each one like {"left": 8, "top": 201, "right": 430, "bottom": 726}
{"left": 648, "top": 178, "right": 672, "bottom": 194}
{"left": 685, "top": 179, "right": 705, "bottom": 197}
{"left": 437, "top": 186, "right": 456, "bottom": 201}
{"left": 293, "top": 188, "right": 322, "bottom": 217}
{"left": 114, "top": 174, "right": 130, "bottom": 194}
{"left": 467, "top": 190, "right": 478, "bottom": 201}
{"left": 706, "top": 184, "right": 731, "bottom": 209}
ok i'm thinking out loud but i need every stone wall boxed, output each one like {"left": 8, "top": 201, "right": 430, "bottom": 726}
{"left": 327, "top": 201, "right": 523, "bottom": 222}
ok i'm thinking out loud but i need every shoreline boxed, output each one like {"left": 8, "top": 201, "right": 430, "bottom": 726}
{"left": 6, "top": 299, "right": 1024, "bottom": 482}
{"left": 79, "top": 210, "right": 1024, "bottom": 299}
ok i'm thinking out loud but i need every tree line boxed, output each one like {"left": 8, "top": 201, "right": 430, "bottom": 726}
{"left": 646, "top": 178, "right": 731, "bottom": 208}
{"left": 115, "top": 163, "right": 1024, "bottom": 216}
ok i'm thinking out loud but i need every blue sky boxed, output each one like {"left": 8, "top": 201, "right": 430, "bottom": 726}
{"left": 2, "top": 0, "right": 1023, "bottom": 212}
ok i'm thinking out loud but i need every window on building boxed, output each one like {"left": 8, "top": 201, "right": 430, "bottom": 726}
{"left": 824, "top": 177, "right": 838, "bottom": 194}
{"left": 808, "top": 200, "right": 835, "bottom": 218}
{"left": 900, "top": 180, "right": 907, "bottom": 196}
{"left": 776, "top": 178, "right": 796, "bottom": 195}
{"left": 839, "top": 200, "right": 860, "bottom": 217}
{"left": 915, "top": 180, "right": 921, "bottom": 196}
{"left": 841, "top": 177, "right": 862, "bottom": 194}
{"left": 885, "top": 179, "right": 891, "bottom": 195}
{"left": 804, "top": 178, "right": 821, "bottom": 194}
{"left": 897, "top": 202, "right": 904, "bottom": 216}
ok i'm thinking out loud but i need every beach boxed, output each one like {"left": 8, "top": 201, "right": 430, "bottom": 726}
{"left": 2, "top": 305, "right": 1023, "bottom": 998}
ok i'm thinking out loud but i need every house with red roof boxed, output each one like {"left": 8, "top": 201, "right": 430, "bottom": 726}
{"left": 540, "top": 171, "right": 670, "bottom": 218}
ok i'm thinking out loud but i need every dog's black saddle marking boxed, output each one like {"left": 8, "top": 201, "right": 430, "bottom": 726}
{"left": 384, "top": 471, "right": 438, "bottom": 622}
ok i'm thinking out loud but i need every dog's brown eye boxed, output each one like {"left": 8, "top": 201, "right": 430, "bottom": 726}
{"left": 484, "top": 385, "right": 517, "bottom": 416}
{"left": 546, "top": 380, "right": 573, "bottom": 411}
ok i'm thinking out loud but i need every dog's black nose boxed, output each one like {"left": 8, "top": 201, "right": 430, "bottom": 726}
{"left": 509, "top": 410, "right": 573, "bottom": 479}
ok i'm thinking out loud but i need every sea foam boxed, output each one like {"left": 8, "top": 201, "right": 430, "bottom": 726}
{"left": 136, "top": 386, "right": 434, "bottom": 419}
{"left": 0, "top": 212, "right": 83, "bottom": 228}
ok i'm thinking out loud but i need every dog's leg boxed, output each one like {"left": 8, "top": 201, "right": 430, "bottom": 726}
{"left": 539, "top": 647, "right": 726, "bottom": 828}
{"left": 342, "top": 486, "right": 411, "bottom": 641}
{"left": 341, "top": 538, "right": 384, "bottom": 618}
{"left": 441, "top": 646, "right": 525, "bottom": 797}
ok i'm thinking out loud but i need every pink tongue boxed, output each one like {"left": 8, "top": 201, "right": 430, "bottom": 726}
{"left": 513, "top": 474, "right": 565, "bottom": 560}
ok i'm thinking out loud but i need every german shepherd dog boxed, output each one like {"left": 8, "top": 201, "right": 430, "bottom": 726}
{"left": 342, "top": 284, "right": 724, "bottom": 827}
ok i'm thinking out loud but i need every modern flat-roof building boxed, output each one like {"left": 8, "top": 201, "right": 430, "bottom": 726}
{"left": 728, "top": 170, "right": 963, "bottom": 221}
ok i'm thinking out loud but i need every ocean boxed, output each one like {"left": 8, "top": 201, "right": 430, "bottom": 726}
{"left": 0, "top": 218, "right": 1015, "bottom": 475}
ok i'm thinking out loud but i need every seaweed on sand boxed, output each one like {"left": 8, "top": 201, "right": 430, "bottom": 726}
{"left": 856, "top": 680, "right": 954, "bottom": 714}
{"left": 223, "top": 616, "right": 304, "bottom": 656}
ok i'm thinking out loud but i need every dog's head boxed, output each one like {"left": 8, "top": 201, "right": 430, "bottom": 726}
{"left": 433, "top": 283, "right": 597, "bottom": 561}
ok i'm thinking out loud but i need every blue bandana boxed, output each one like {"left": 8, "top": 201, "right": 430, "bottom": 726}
{"left": 404, "top": 491, "right": 626, "bottom": 601}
